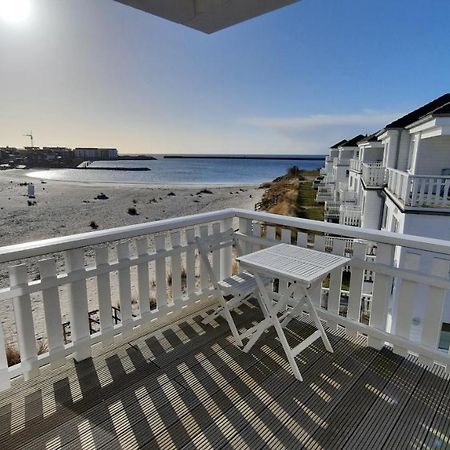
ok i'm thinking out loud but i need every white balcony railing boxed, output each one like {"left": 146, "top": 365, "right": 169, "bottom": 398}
{"left": 362, "top": 162, "right": 385, "bottom": 188}
{"left": 349, "top": 159, "right": 362, "bottom": 173}
{"left": 336, "top": 157, "right": 351, "bottom": 166}
{"left": 324, "top": 201, "right": 341, "bottom": 220}
{"left": 339, "top": 204, "right": 362, "bottom": 226}
{"left": 0, "top": 209, "right": 449, "bottom": 391}
{"left": 316, "top": 186, "right": 334, "bottom": 202}
{"left": 386, "top": 169, "right": 450, "bottom": 208}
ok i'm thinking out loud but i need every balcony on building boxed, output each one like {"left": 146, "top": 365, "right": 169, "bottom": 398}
{"left": 383, "top": 108, "right": 450, "bottom": 209}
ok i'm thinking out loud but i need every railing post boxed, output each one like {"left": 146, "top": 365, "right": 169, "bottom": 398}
{"left": 10, "top": 265, "right": 39, "bottom": 380}
{"left": 220, "top": 218, "right": 233, "bottom": 279}
{"left": 239, "top": 217, "right": 252, "bottom": 255}
{"left": 65, "top": 249, "right": 91, "bottom": 361}
{"left": 38, "top": 259, "right": 66, "bottom": 368}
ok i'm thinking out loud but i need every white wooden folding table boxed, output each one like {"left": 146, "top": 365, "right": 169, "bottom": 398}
{"left": 237, "top": 243, "right": 350, "bottom": 381}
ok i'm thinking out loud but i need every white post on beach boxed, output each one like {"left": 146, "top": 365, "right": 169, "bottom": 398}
{"left": 27, "top": 183, "right": 35, "bottom": 198}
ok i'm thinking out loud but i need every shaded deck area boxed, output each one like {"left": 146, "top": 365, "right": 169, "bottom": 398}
{"left": 0, "top": 302, "right": 449, "bottom": 450}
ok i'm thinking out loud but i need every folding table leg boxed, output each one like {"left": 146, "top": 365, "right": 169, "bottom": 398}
{"left": 303, "top": 290, "right": 333, "bottom": 353}
{"left": 252, "top": 274, "right": 303, "bottom": 380}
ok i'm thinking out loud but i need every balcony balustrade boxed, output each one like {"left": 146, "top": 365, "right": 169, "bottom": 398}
{"left": 349, "top": 159, "right": 362, "bottom": 173}
{"left": 0, "top": 209, "right": 449, "bottom": 448}
{"left": 316, "top": 185, "right": 334, "bottom": 202}
{"left": 361, "top": 162, "right": 385, "bottom": 188}
{"left": 339, "top": 205, "right": 362, "bottom": 226}
{"left": 0, "top": 208, "right": 449, "bottom": 394}
{"left": 386, "top": 168, "right": 450, "bottom": 208}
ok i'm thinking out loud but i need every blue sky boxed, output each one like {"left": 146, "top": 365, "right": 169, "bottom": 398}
{"left": 1, "top": 0, "right": 450, "bottom": 154}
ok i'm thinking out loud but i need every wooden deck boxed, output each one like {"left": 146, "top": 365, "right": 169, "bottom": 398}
{"left": 0, "top": 301, "right": 449, "bottom": 450}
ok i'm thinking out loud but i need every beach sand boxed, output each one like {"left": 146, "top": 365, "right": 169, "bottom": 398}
{"left": 0, "top": 170, "right": 263, "bottom": 346}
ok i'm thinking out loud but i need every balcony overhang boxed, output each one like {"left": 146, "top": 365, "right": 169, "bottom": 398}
{"left": 407, "top": 117, "right": 450, "bottom": 139}
{"left": 113, "top": 0, "right": 302, "bottom": 33}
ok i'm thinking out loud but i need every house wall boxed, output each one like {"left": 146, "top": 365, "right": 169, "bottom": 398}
{"left": 411, "top": 135, "right": 450, "bottom": 175}
{"left": 361, "top": 189, "right": 383, "bottom": 229}
{"left": 361, "top": 145, "right": 384, "bottom": 162}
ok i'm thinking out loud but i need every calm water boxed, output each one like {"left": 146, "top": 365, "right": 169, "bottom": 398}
{"left": 27, "top": 157, "right": 324, "bottom": 185}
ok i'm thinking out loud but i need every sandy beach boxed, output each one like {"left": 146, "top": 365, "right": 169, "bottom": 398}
{"left": 0, "top": 169, "right": 263, "bottom": 346}
{"left": 0, "top": 170, "right": 261, "bottom": 246}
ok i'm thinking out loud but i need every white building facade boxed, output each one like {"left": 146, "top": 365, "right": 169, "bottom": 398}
{"left": 317, "top": 93, "right": 450, "bottom": 339}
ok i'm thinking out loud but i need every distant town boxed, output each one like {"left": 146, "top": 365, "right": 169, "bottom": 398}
{"left": 0, "top": 146, "right": 120, "bottom": 169}
{"left": 0, "top": 147, "right": 326, "bottom": 170}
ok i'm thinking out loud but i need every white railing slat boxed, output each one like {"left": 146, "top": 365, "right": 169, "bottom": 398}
{"left": 346, "top": 242, "right": 367, "bottom": 337}
{"left": 155, "top": 234, "right": 168, "bottom": 310}
{"left": 220, "top": 218, "right": 233, "bottom": 280}
{"left": 368, "top": 243, "right": 395, "bottom": 350}
{"left": 170, "top": 231, "right": 183, "bottom": 305}
{"left": 64, "top": 249, "right": 91, "bottom": 361}
{"left": 136, "top": 238, "right": 151, "bottom": 317}
{"left": 326, "top": 239, "right": 347, "bottom": 330}
{"left": 38, "top": 258, "right": 65, "bottom": 367}
{"left": 185, "top": 228, "right": 196, "bottom": 297}
{"left": 199, "top": 225, "right": 210, "bottom": 292}
{"left": 95, "top": 246, "right": 114, "bottom": 346}
{"left": 117, "top": 241, "right": 133, "bottom": 333}
{"left": 211, "top": 223, "right": 221, "bottom": 283}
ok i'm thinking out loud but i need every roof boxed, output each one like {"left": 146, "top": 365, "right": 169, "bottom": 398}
{"left": 113, "top": 0, "right": 302, "bottom": 33}
{"left": 385, "top": 93, "right": 450, "bottom": 129}
{"left": 341, "top": 134, "right": 366, "bottom": 147}
{"left": 431, "top": 102, "right": 450, "bottom": 116}
{"left": 357, "top": 131, "right": 380, "bottom": 144}
{"left": 330, "top": 139, "right": 348, "bottom": 149}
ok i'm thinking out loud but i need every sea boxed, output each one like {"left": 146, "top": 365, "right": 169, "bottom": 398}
{"left": 27, "top": 156, "right": 325, "bottom": 186}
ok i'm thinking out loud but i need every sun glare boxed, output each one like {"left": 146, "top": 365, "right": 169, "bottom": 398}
{"left": 0, "top": 0, "right": 31, "bottom": 24}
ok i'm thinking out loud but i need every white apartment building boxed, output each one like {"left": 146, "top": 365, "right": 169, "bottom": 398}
{"left": 318, "top": 93, "right": 450, "bottom": 336}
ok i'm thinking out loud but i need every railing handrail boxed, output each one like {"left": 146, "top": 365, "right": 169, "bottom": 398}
{"left": 3, "top": 208, "right": 450, "bottom": 263}
{"left": 233, "top": 209, "right": 450, "bottom": 256}
{"left": 387, "top": 167, "right": 450, "bottom": 180}
{"left": 0, "top": 209, "right": 236, "bottom": 264}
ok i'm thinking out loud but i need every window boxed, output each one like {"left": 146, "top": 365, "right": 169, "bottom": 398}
{"left": 350, "top": 177, "right": 353, "bottom": 188}
{"left": 346, "top": 170, "right": 349, "bottom": 177}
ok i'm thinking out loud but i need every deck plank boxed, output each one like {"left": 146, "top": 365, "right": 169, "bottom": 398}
{"left": 0, "top": 302, "right": 448, "bottom": 450}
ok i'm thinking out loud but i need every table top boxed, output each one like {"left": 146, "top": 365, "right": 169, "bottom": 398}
{"left": 237, "top": 243, "right": 350, "bottom": 284}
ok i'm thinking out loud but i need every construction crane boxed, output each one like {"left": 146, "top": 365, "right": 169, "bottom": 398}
{"left": 24, "top": 131, "right": 34, "bottom": 147}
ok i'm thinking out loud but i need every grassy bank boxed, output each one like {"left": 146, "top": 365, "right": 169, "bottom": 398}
{"left": 257, "top": 166, "right": 324, "bottom": 221}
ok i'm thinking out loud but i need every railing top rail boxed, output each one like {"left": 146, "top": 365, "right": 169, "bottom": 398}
{"left": 233, "top": 209, "right": 450, "bottom": 256}
{"left": 0, "top": 209, "right": 235, "bottom": 264}
{"left": 4, "top": 207, "right": 450, "bottom": 263}
{"left": 387, "top": 168, "right": 450, "bottom": 180}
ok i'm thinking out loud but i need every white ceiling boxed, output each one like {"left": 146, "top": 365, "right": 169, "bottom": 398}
{"left": 113, "top": 0, "right": 301, "bottom": 33}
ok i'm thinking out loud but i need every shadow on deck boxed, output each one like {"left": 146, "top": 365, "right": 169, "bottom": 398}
{"left": 0, "top": 302, "right": 449, "bottom": 449}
